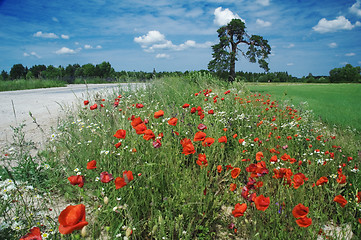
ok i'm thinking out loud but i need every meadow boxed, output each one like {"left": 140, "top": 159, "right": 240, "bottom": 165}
{"left": 0, "top": 73, "right": 360, "bottom": 239}
{"left": 0, "top": 79, "right": 67, "bottom": 92}
{"left": 246, "top": 83, "right": 361, "bottom": 132}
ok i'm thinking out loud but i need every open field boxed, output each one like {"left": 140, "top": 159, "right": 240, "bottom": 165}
{"left": 246, "top": 83, "right": 361, "bottom": 132}
{"left": 1, "top": 76, "right": 360, "bottom": 239}
{"left": 0, "top": 79, "right": 67, "bottom": 92}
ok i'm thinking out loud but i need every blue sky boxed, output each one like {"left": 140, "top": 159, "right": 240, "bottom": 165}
{"left": 0, "top": 0, "right": 360, "bottom": 77}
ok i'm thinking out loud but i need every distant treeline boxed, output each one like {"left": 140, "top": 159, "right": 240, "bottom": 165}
{"left": 1, "top": 61, "right": 360, "bottom": 83}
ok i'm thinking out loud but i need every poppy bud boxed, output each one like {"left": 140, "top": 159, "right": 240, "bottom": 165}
{"left": 81, "top": 226, "right": 87, "bottom": 237}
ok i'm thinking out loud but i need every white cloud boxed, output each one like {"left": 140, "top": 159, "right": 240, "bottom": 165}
{"left": 96, "top": 45, "right": 102, "bottom": 49}
{"left": 52, "top": 17, "right": 59, "bottom": 22}
{"left": 134, "top": 30, "right": 166, "bottom": 46}
{"left": 134, "top": 30, "right": 213, "bottom": 52}
{"left": 33, "top": 31, "right": 59, "bottom": 39}
{"left": 55, "top": 47, "right": 76, "bottom": 54}
{"left": 61, "top": 34, "right": 69, "bottom": 39}
{"left": 284, "top": 43, "right": 295, "bottom": 48}
{"left": 256, "top": 0, "right": 270, "bottom": 6}
{"left": 345, "top": 52, "right": 356, "bottom": 56}
{"left": 213, "top": 7, "right": 244, "bottom": 26}
{"left": 287, "top": 63, "right": 294, "bottom": 66}
{"left": 312, "top": 16, "right": 360, "bottom": 33}
{"left": 23, "top": 52, "right": 41, "bottom": 58}
{"left": 156, "top": 53, "right": 170, "bottom": 59}
{"left": 84, "top": 44, "right": 92, "bottom": 49}
{"left": 328, "top": 42, "right": 337, "bottom": 48}
{"left": 256, "top": 19, "right": 272, "bottom": 27}
{"left": 350, "top": 0, "right": 361, "bottom": 17}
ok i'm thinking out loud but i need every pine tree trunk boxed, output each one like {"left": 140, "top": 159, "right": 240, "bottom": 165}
{"left": 228, "top": 42, "right": 237, "bottom": 82}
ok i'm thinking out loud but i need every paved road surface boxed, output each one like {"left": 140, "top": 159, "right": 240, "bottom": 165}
{"left": 0, "top": 83, "right": 144, "bottom": 151}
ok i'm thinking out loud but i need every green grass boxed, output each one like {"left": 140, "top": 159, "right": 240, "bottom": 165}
{"left": 246, "top": 83, "right": 361, "bottom": 132}
{"left": 1, "top": 75, "right": 360, "bottom": 239}
{"left": 0, "top": 79, "right": 67, "bottom": 91}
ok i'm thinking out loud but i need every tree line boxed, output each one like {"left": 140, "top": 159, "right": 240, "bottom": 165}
{"left": 0, "top": 62, "right": 360, "bottom": 83}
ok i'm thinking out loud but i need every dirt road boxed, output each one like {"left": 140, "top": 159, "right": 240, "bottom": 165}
{"left": 0, "top": 83, "right": 145, "bottom": 151}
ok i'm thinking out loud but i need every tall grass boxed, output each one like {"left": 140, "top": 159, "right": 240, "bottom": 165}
{"left": 0, "top": 79, "right": 67, "bottom": 92}
{"left": 1, "top": 75, "right": 360, "bottom": 239}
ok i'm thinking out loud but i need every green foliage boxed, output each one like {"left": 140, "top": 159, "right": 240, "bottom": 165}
{"left": 0, "top": 79, "right": 66, "bottom": 91}
{"left": 329, "top": 64, "right": 361, "bottom": 83}
{"left": 208, "top": 19, "right": 271, "bottom": 82}
{"left": 10, "top": 64, "right": 26, "bottom": 80}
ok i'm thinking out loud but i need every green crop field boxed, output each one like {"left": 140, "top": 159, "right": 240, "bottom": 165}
{"left": 247, "top": 83, "right": 361, "bottom": 132}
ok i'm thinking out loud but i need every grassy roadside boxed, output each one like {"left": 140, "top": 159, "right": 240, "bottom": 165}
{"left": 1, "top": 75, "right": 360, "bottom": 239}
{"left": 0, "top": 79, "right": 67, "bottom": 91}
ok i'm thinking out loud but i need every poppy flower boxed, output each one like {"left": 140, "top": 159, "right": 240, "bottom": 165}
{"left": 180, "top": 138, "right": 196, "bottom": 155}
{"left": 217, "top": 165, "right": 222, "bottom": 173}
{"left": 337, "top": 173, "right": 346, "bottom": 184}
{"left": 20, "top": 227, "right": 42, "bottom": 240}
{"left": 231, "top": 168, "right": 241, "bottom": 179}
{"left": 153, "top": 139, "right": 162, "bottom": 148}
{"left": 191, "top": 107, "right": 196, "bottom": 113}
{"left": 197, "top": 123, "right": 207, "bottom": 130}
{"left": 168, "top": 117, "right": 178, "bottom": 126}
{"left": 196, "top": 154, "right": 208, "bottom": 168}
{"left": 208, "top": 110, "right": 214, "bottom": 114}
{"left": 143, "top": 129, "right": 156, "bottom": 141}
{"left": 136, "top": 103, "right": 144, "bottom": 108}
{"left": 281, "top": 153, "right": 291, "bottom": 161}
{"left": 357, "top": 191, "right": 361, "bottom": 203}
{"left": 202, "top": 137, "right": 215, "bottom": 147}
{"left": 239, "top": 139, "right": 245, "bottom": 144}
{"left": 58, "top": 204, "right": 88, "bottom": 234}
{"left": 182, "top": 103, "right": 190, "bottom": 108}
{"left": 218, "top": 136, "right": 227, "bottom": 143}
{"left": 334, "top": 195, "right": 347, "bottom": 207}
{"left": 134, "top": 123, "right": 147, "bottom": 135}
{"left": 83, "top": 100, "right": 89, "bottom": 106}
{"left": 292, "top": 173, "right": 308, "bottom": 189}
{"left": 68, "top": 175, "right": 84, "bottom": 188}
{"left": 270, "top": 155, "right": 278, "bottom": 162}
{"left": 86, "top": 160, "right": 97, "bottom": 169}
{"left": 114, "top": 129, "right": 126, "bottom": 139}
{"left": 230, "top": 183, "right": 237, "bottom": 191}
{"left": 316, "top": 176, "right": 328, "bottom": 186}
{"left": 194, "top": 131, "right": 206, "bottom": 142}
{"left": 131, "top": 117, "right": 143, "bottom": 128}
{"left": 115, "top": 171, "right": 134, "bottom": 189}
{"left": 100, "top": 172, "right": 114, "bottom": 183}
{"left": 296, "top": 216, "right": 312, "bottom": 227}
{"left": 292, "top": 204, "right": 309, "bottom": 219}
{"left": 90, "top": 104, "right": 97, "bottom": 110}
{"left": 114, "top": 142, "right": 122, "bottom": 148}
{"left": 254, "top": 195, "right": 270, "bottom": 211}
{"left": 232, "top": 203, "right": 247, "bottom": 217}
{"left": 256, "top": 152, "right": 264, "bottom": 161}
{"left": 154, "top": 110, "right": 164, "bottom": 118}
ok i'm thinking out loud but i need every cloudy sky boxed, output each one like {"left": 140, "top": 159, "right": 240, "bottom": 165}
{"left": 0, "top": 0, "right": 360, "bottom": 77}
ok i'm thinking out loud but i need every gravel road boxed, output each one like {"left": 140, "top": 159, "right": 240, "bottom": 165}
{"left": 0, "top": 83, "right": 145, "bottom": 151}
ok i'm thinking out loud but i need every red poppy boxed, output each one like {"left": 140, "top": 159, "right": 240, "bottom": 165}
{"left": 90, "top": 104, "right": 97, "bottom": 110}
{"left": 337, "top": 173, "right": 346, "bottom": 184}
{"left": 256, "top": 152, "right": 264, "bottom": 161}
{"left": 292, "top": 204, "right": 309, "bottom": 219}
{"left": 83, "top": 100, "right": 89, "bottom": 106}
{"left": 270, "top": 155, "right": 278, "bottom": 162}
{"left": 136, "top": 103, "right": 144, "bottom": 108}
{"left": 168, "top": 117, "right": 178, "bottom": 126}
{"left": 154, "top": 110, "right": 164, "bottom": 118}
{"left": 230, "top": 183, "right": 237, "bottom": 191}
{"left": 115, "top": 171, "right": 134, "bottom": 189}
{"left": 180, "top": 138, "right": 196, "bottom": 155}
{"left": 296, "top": 216, "right": 312, "bottom": 228}
{"left": 238, "top": 139, "right": 245, "bottom": 144}
{"left": 218, "top": 136, "right": 227, "bottom": 143}
{"left": 143, "top": 129, "right": 156, "bottom": 141}
{"left": 86, "top": 160, "right": 97, "bottom": 169}
{"left": 194, "top": 131, "right": 206, "bottom": 142}
{"left": 114, "top": 142, "right": 122, "bottom": 148}
{"left": 232, "top": 203, "right": 247, "bottom": 217}
{"left": 334, "top": 195, "right": 347, "bottom": 207}
{"left": 58, "top": 204, "right": 88, "bottom": 234}
{"left": 202, "top": 137, "right": 215, "bottom": 147}
{"left": 217, "top": 165, "right": 222, "bottom": 173}
{"left": 190, "top": 107, "right": 196, "bottom": 113}
{"left": 316, "top": 176, "right": 328, "bottom": 186}
{"left": 254, "top": 195, "right": 270, "bottom": 211}
{"left": 182, "top": 103, "right": 190, "bottom": 108}
{"left": 231, "top": 168, "right": 241, "bottom": 179}
{"left": 197, "top": 123, "right": 207, "bottom": 130}
{"left": 153, "top": 139, "right": 162, "bottom": 148}
{"left": 114, "top": 129, "right": 126, "bottom": 139}
{"left": 134, "top": 123, "right": 147, "bottom": 135}
{"left": 20, "top": 227, "right": 42, "bottom": 240}
{"left": 68, "top": 175, "right": 84, "bottom": 188}
{"left": 357, "top": 191, "right": 361, "bottom": 203}
{"left": 100, "top": 172, "right": 114, "bottom": 183}
{"left": 196, "top": 154, "right": 208, "bottom": 168}
{"left": 208, "top": 110, "right": 214, "bottom": 114}
{"left": 292, "top": 173, "right": 308, "bottom": 189}
{"left": 281, "top": 153, "right": 291, "bottom": 161}
{"left": 131, "top": 117, "right": 143, "bottom": 128}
